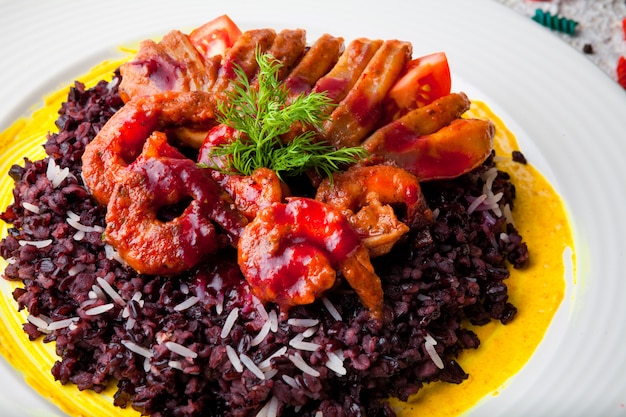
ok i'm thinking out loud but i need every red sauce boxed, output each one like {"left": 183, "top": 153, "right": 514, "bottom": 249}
{"left": 238, "top": 198, "right": 364, "bottom": 309}
{"left": 314, "top": 76, "right": 350, "bottom": 103}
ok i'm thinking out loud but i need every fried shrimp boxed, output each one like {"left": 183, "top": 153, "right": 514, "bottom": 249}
{"left": 81, "top": 91, "right": 219, "bottom": 205}
{"left": 105, "top": 155, "right": 247, "bottom": 276}
{"left": 316, "top": 164, "right": 432, "bottom": 257}
{"left": 238, "top": 198, "right": 384, "bottom": 319}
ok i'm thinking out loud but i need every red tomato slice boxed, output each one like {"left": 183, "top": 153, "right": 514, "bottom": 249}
{"left": 386, "top": 52, "right": 452, "bottom": 115}
{"left": 189, "top": 15, "right": 242, "bottom": 59}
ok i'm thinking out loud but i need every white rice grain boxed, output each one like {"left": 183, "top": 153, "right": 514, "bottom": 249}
{"left": 104, "top": 244, "right": 124, "bottom": 264}
{"left": 221, "top": 307, "right": 239, "bottom": 339}
{"left": 46, "top": 317, "right": 79, "bottom": 331}
{"left": 302, "top": 326, "right": 318, "bottom": 338}
{"left": 22, "top": 202, "right": 40, "bottom": 214}
{"left": 165, "top": 341, "right": 198, "bottom": 359}
{"left": 258, "top": 346, "right": 288, "bottom": 371}
{"left": 96, "top": 277, "right": 125, "bottom": 306}
{"left": 281, "top": 374, "right": 299, "bottom": 389}
{"left": 90, "top": 284, "right": 106, "bottom": 300}
{"left": 27, "top": 314, "right": 50, "bottom": 332}
{"left": 80, "top": 298, "right": 98, "bottom": 308}
{"left": 240, "top": 353, "right": 265, "bottom": 380}
{"left": 122, "top": 340, "right": 153, "bottom": 358}
{"left": 68, "top": 263, "right": 86, "bottom": 276}
{"left": 268, "top": 309, "right": 278, "bottom": 332}
{"left": 125, "top": 317, "right": 136, "bottom": 330}
{"left": 267, "top": 396, "right": 279, "bottom": 417}
{"left": 288, "top": 352, "right": 320, "bottom": 377}
{"left": 173, "top": 296, "right": 199, "bottom": 312}
{"left": 325, "top": 358, "right": 347, "bottom": 376}
{"left": 250, "top": 320, "right": 272, "bottom": 347}
{"left": 84, "top": 303, "right": 114, "bottom": 316}
{"left": 325, "top": 350, "right": 346, "bottom": 376}
{"left": 287, "top": 318, "right": 319, "bottom": 328}
{"left": 46, "top": 158, "right": 70, "bottom": 188}
{"left": 466, "top": 194, "right": 487, "bottom": 215}
{"left": 256, "top": 396, "right": 279, "bottom": 417}
{"left": 481, "top": 167, "right": 498, "bottom": 192}
{"left": 289, "top": 334, "right": 321, "bottom": 352}
{"left": 18, "top": 239, "right": 52, "bottom": 249}
{"left": 503, "top": 203, "right": 515, "bottom": 226}
{"left": 66, "top": 211, "right": 97, "bottom": 233}
{"left": 424, "top": 333, "right": 444, "bottom": 369}
{"left": 226, "top": 345, "right": 243, "bottom": 372}
{"left": 321, "top": 297, "right": 342, "bottom": 321}
{"left": 215, "top": 298, "right": 224, "bottom": 315}
{"left": 168, "top": 360, "right": 183, "bottom": 371}
{"left": 253, "top": 296, "right": 269, "bottom": 321}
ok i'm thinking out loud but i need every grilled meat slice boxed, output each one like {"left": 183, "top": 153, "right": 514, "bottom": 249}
{"left": 211, "top": 29, "right": 277, "bottom": 93}
{"left": 284, "top": 33, "right": 345, "bottom": 95}
{"left": 313, "top": 38, "right": 383, "bottom": 106}
{"left": 321, "top": 39, "right": 412, "bottom": 148}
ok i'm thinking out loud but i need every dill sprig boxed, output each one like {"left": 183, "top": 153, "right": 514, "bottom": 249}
{"left": 207, "top": 49, "right": 368, "bottom": 179}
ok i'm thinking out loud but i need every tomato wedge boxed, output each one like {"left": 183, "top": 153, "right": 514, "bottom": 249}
{"left": 384, "top": 52, "right": 452, "bottom": 118}
{"left": 189, "top": 15, "right": 242, "bottom": 59}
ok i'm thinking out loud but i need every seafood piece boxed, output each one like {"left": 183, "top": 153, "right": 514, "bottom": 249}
{"left": 321, "top": 39, "right": 412, "bottom": 148}
{"left": 81, "top": 91, "right": 219, "bottom": 205}
{"left": 316, "top": 164, "right": 432, "bottom": 257}
{"left": 213, "top": 168, "right": 288, "bottom": 222}
{"left": 211, "top": 29, "right": 277, "bottom": 93}
{"left": 119, "top": 30, "right": 219, "bottom": 102}
{"left": 364, "top": 115, "right": 495, "bottom": 181}
{"left": 105, "top": 156, "right": 247, "bottom": 276}
{"left": 313, "top": 38, "right": 383, "bottom": 104}
{"left": 284, "top": 33, "right": 345, "bottom": 95}
{"left": 367, "top": 92, "right": 471, "bottom": 141}
{"left": 120, "top": 15, "right": 243, "bottom": 102}
{"left": 238, "top": 198, "right": 383, "bottom": 318}
{"left": 263, "top": 29, "right": 307, "bottom": 82}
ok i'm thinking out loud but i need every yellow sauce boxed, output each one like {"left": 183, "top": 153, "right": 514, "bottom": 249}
{"left": 0, "top": 57, "right": 573, "bottom": 416}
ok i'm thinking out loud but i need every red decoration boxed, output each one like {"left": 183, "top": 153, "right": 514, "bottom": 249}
{"left": 617, "top": 56, "right": 626, "bottom": 90}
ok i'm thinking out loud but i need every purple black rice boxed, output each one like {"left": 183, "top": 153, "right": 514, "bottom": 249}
{"left": 0, "top": 71, "right": 529, "bottom": 417}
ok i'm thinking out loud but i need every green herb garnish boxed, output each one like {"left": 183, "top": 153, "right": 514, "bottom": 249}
{"left": 206, "top": 49, "right": 368, "bottom": 180}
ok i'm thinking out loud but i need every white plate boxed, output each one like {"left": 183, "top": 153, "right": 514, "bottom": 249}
{"left": 1, "top": 0, "right": 625, "bottom": 416}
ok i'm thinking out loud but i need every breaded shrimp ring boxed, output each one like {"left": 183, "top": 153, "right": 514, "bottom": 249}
{"left": 238, "top": 197, "right": 383, "bottom": 319}
{"left": 81, "top": 91, "right": 219, "bottom": 205}
{"left": 316, "top": 164, "right": 432, "bottom": 257}
{"left": 105, "top": 156, "right": 247, "bottom": 276}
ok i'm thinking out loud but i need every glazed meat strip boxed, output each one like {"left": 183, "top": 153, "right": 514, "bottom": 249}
{"left": 321, "top": 39, "right": 412, "bottom": 148}
{"left": 284, "top": 33, "right": 345, "bottom": 95}
{"left": 211, "top": 29, "right": 277, "bottom": 93}
{"left": 266, "top": 29, "right": 307, "bottom": 81}
{"left": 159, "top": 30, "right": 220, "bottom": 92}
{"left": 119, "top": 30, "right": 221, "bottom": 103}
{"left": 313, "top": 38, "right": 383, "bottom": 105}
{"left": 119, "top": 31, "right": 215, "bottom": 102}
{"left": 362, "top": 92, "right": 472, "bottom": 154}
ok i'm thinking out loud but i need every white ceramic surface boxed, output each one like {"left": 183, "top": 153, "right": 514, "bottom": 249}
{"left": 1, "top": 0, "right": 625, "bottom": 416}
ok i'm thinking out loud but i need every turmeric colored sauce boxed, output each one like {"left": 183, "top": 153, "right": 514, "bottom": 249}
{"left": 0, "top": 58, "right": 573, "bottom": 416}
